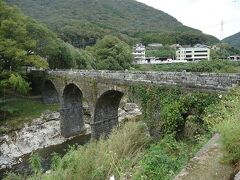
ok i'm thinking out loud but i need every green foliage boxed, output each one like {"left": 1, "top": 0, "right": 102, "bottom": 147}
{"left": 30, "top": 153, "right": 42, "bottom": 174}
{"left": 0, "top": 97, "right": 18, "bottom": 120}
{"left": 8, "top": 74, "right": 31, "bottom": 95}
{"left": 146, "top": 46, "right": 175, "bottom": 57}
{"left": 129, "top": 86, "right": 219, "bottom": 139}
{"left": 51, "top": 153, "right": 61, "bottom": 171}
{"left": 87, "top": 35, "right": 133, "bottom": 70}
{"left": 137, "top": 31, "right": 218, "bottom": 46}
{"left": 0, "top": 1, "right": 48, "bottom": 71}
{"left": 0, "top": 96, "right": 59, "bottom": 129}
{"left": 134, "top": 60, "right": 240, "bottom": 73}
{"left": 133, "top": 135, "right": 189, "bottom": 180}
{"left": 222, "top": 31, "right": 240, "bottom": 48}
{"left": 136, "top": 30, "right": 217, "bottom": 49}
{"left": 3, "top": 172, "right": 26, "bottom": 180}
{"left": 204, "top": 87, "right": 240, "bottom": 164}
{"left": 211, "top": 43, "right": 240, "bottom": 60}
{"left": 5, "top": 0, "right": 219, "bottom": 47}
{"left": 28, "top": 122, "right": 150, "bottom": 180}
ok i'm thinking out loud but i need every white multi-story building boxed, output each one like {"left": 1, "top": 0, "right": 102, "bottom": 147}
{"left": 132, "top": 44, "right": 146, "bottom": 64}
{"left": 176, "top": 47, "right": 210, "bottom": 61}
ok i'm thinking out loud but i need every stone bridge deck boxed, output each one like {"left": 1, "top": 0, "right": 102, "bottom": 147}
{"left": 46, "top": 70, "right": 240, "bottom": 91}
{"left": 32, "top": 70, "right": 240, "bottom": 139}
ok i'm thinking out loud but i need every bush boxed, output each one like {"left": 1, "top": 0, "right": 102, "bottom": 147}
{"left": 129, "top": 86, "right": 219, "bottom": 139}
{"left": 205, "top": 87, "right": 240, "bottom": 165}
{"left": 134, "top": 60, "right": 240, "bottom": 73}
{"left": 133, "top": 135, "right": 190, "bottom": 180}
{"left": 32, "top": 122, "right": 150, "bottom": 180}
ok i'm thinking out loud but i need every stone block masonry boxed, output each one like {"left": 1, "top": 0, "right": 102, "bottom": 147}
{"left": 32, "top": 70, "right": 240, "bottom": 139}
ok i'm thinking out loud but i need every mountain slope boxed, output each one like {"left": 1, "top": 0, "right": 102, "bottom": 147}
{"left": 222, "top": 31, "right": 240, "bottom": 48}
{"left": 5, "top": 0, "right": 219, "bottom": 47}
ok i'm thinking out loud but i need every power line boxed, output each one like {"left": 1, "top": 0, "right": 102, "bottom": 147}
{"left": 201, "top": 17, "right": 240, "bottom": 30}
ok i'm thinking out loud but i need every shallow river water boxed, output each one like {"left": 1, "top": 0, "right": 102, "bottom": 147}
{"left": 0, "top": 134, "right": 91, "bottom": 179}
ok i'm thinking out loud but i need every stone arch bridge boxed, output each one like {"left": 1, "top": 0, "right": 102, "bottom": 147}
{"left": 31, "top": 70, "right": 240, "bottom": 139}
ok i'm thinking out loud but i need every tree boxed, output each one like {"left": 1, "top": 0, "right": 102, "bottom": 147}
{"left": 87, "top": 35, "right": 133, "bottom": 70}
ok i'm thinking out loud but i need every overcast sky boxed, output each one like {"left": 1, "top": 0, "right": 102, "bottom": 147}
{"left": 136, "top": 0, "right": 240, "bottom": 39}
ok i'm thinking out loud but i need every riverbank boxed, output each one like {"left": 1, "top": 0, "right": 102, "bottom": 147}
{"left": 0, "top": 103, "right": 142, "bottom": 170}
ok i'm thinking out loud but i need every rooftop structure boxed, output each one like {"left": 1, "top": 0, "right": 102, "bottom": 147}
{"left": 194, "top": 44, "right": 208, "bottom": 48}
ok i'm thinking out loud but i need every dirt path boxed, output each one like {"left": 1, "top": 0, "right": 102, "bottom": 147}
{"left": 174, "top": 134, "right": 234, "bottom": 180}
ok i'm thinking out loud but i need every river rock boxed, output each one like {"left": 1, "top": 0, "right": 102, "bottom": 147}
{"left": 42, "top": 111, "right": 60, "bottom": 121}
{"left": 0, "top": 103, "right": 142, "bottom": 170}
{"left": 123, "top": 103, "right": 139, "bottom": 112}
{"left": 235, "top": 171, "right": 240, "bottom": 180}
{"left": 119, "top": 103, "right": 142, "bottom": 122}
{"left": 0, "top": 111, "right": 88, "bottom": 170}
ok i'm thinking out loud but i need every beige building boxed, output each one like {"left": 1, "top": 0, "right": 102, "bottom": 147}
{"left": 176, "top": 47, "right": 210, "bottom": 61}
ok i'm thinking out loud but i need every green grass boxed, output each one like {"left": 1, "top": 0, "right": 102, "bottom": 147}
{"left": 4, "top": 122, "right": 210, "bottom": 180}
{"left": 0, "top": 96, "right": 59, "bottom": 129}
{"left": 133, "top": 60, "right": 240, "bottom": 73}
{"left": 133, "top": 135, "right": 210, "bottom": 180}
{"left": 205, "top": 87, "right": 240, "bottom": 166}
{"left": 7, "top": 122, "right": 150, "bottom": 180}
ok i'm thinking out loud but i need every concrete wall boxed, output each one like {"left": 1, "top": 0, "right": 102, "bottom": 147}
{"left": 37, "top": 70, "right": 240, "bottom": 138}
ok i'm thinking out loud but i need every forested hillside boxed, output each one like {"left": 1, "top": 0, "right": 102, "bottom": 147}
{"left": 5, "top": 0, "right": 219, "bottom": 47}
{"left": 222, "top": 31, "right": 240, "bottom": 48}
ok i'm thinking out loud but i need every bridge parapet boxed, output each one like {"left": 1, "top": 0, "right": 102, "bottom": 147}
{"left": 45, "top": 70, "right": 240, "bottom": 91}
{"left": 30, "top": 70, "right": 240, "bottom": 139}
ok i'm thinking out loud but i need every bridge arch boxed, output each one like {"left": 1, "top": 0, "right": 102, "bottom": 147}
{"left": 42, "top": 80, "right": 59, "bottom": 104}
{"left": 60, "top": 83, "right": 85, "bottom": 137}
{"left": 92, "top": 90, "right": 124, "bottom": 138}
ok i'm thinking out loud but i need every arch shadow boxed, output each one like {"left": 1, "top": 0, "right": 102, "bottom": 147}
{"left": 42, "top": 80, "right": 59, "bottom": 104}
{"left": 92, "top": 90, "right": 124, "bottom": 139}
{"left": 60, "top": 83, "right": 85, "bottom": 137}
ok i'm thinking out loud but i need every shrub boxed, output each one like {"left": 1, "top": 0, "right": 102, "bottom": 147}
{"left": 35, "top": 122, "right": 150, "bottom": 180}
{"left": 204, "top": 87, "right": 240, "bottom": 165}
{"left": 30, "top": 153, "right": 42, "bottom": 175}
{"left": 134, "top": 60, "right": 240, "bottom": 73}
{"left": 133, "top": 135, "right": 190, "bottom": 180}
{"left": 129, "top": 86, "right": 218, "bottom": 139}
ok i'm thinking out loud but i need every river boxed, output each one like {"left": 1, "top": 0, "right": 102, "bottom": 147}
{"left": 0, "top": 134, "right": 91, "bottom": 179}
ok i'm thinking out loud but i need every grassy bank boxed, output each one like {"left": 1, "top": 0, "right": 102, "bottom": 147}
{"left": 205, "top": 87, "right": 240, "bottom": 171}
{"left": 0, "top": 96, "right": 59, "bottom": 131}
{"left": 4, "top": 122, "right": 209, "bottom": 180}
{"left": 133, "top": 60, "right": 240, "bottom": 73}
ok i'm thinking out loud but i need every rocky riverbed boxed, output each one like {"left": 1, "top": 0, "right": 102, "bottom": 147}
{"left": 0, "top": 103, "right": 141, "bottom": 170}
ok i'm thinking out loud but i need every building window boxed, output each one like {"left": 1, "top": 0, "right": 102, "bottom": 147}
{"left": 194, "top": 54, "right": 208, "bottom": 57}
{"left": 194, "top": 50, "right": 208, "bottom": 53}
